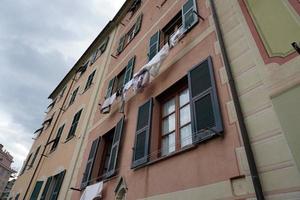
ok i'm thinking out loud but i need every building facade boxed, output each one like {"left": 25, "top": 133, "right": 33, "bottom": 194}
{"left": 0, "top": 144, "right": 15, "bottom": 198}
{"left": 1, "top": 179, "right": 16, "bottom": 200}
{"left": 9, "top": 0, "right": 300, "bottom": 199}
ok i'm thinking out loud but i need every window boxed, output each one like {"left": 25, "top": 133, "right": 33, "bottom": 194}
{"left": 20, "top": 153, "right": 32, "bottom": 175}
{"left": 116, "top": 14, "right": 143, "bottom": 55}
{"left": 66, "top": 109, "right": 83, "bottom": 140}
{"left": 162, "top": 11, "right": 182, "bottom": 45}
{"left": 105, "top": 56, "right": 135, "bottom": 98}
{"left": 84, "top": 70, "right": 96, "bottom": 91}
{"left": 128, "top": 0, "right": 141, "bottom": 16}
{"left": 161, "top": 89, "right": 192, "bottom": 156}
{"left": 81, "top": 118, "right": 124, "bottom": 188}
{"left": 28, "top": 146, "right": 41, "bottom": 169}
{"left": 182, "top": 0, "right": 198, "bottom": 30}
{"left": 29, "top": 181, "right": 43, "bottom": 200}
{"left": 15, "top": 193, "right": 20, "bottom": 200}
{"left": 148, "top": 31, "right": 160, "bottom": 61}
{"left": 77, "top": 62, "right": 89, "bottom": 76}
{"left": 51, "top": 125, "right": 65, "bottom": 151}
{"left": 131, "top": 57, "right": 223, "bottom": 168}
{"left": 69, "top": 87, "right": 79, "bottom": 106}
{"left": 40, "top": 170, "right": 66, "bottom": 200}
{"left": 91, "top": 37, "right": 110, "bottom": 65}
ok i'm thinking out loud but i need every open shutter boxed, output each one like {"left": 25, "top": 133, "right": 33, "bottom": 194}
{"left": 40, "top": 176, "right": 52, "bottom": 200}
{"left": 134, "top": 14, "right": 143, "bottom": 36}
{"left": 81, "top": 137, "right": 100, "bottom": 188}
{"left": 105, "top": 78, "right": 115, "bottom": 98}
{"left": 29, "top": 181, "right": 43, "bottom": 200}
{"left": 132, "top": 99, "right": 153, "bottom": 168}
{"left": 29, "top": 146, "right": 40, "bottom": 168}
{"left": 51, "top": 124, "right": 65, "bottom": 151}
{"left": 50, "top": 170, "right": 66, "bottom": 200}
{"left": 182, "top": 0, "right": 198, "bottom": 31}
{"left": 123, "top": 56, "right": 136, "bottom": 86}
{"left": 148, "top": 31, "right": 160, "bottom": 61}
{"left": 99, "top": 37, "right": 109, "bottom": 53}
{"left": 117, "top": 35, "right": 126, "bottom": 54}
{"left": 105, "top": 117, "right": 125, "bottom": 177}
{"left": 188, "top": 56, "right": 223, "bottom": 143}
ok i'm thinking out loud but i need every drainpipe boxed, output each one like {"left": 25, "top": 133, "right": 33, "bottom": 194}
{"left": 209, "top": 0, "right": 265, "bottom": 199}
{"left": 23, "top": 74, "right": 77, "bottom": 200}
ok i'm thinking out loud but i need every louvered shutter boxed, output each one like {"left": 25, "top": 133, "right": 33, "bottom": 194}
{"left": 105, "top": 78, "right": 115, "bottom": 98}
{"left": 123, "top": 56, "right": 136, "bottom": 86}
{"left": 51, "top": 124, "right": 65, "bottom": 151}
{"left": 50, "top": 170, "right": 66, "bottom": 200}
{"left": 29, "top": 181, "right": 43, "bottom": 200}
{"left": 40, "top": 176, "right": 52, "bottom": 200}
{"left": 117, "top": 35, "right": 126, "bottom": 54}
{"left": 134, "top": 14, "right": 143, "bottom": 35}
{"left": 67, "top": 109, "right": 82, "bottom": 139}
{"left": 81, "top": 137, "right": 100, "bottom": 188}
{"left": 29, "top": 146, "right": 40, "bottom": 168}
{"left": 148, "top": 31, "right": 160, "bottom": 61}
{"left": 182, "top": 0, "right": 198, "bottom": 31}
{"left": 132, "top": 99, "right": 153, "bottom": 168}
{"left": 106, "top": 117, "right": 125, "bottom": 177}
{"left": 188, "top": 56, "right": 223, "bottom": 143}
{"left": 99, "top": 37, "right": 109, "bottom": 53}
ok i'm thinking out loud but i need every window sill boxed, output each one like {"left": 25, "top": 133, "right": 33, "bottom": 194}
{"left": 132, "top": 143, "right": 197, "bottom": 170}
{"left": 64, "top": 135, "right": 75, "bottom": 143}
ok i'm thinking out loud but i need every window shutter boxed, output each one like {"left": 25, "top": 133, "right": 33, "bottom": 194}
{"left": 85, "top": 70, "right": 96, "bottom": 91}
{"left": 105, "top": 78, "right": 115, "bottom": 98}
{"left": 148, "top": 31, "right": 160, "bottom": 61}
{"left": 40, "top": 177, "right": 52, "bottom": 200}
{"left": 29, "top": 181, "right": 43, "bottom": 200}
{"left": 51, "top": 125, "right": 65, "bottom": 151}
{"left": 99, "top": 37, "right": 109, "bottom": 53}
{"left": 134, "top": 14, "right": 143, "bottom": 35}
{"left": 117, "top": 35, "right": 126, "bottom": 54}
{"left": 29, "top": 146, "right": 41, "bottom": 168}
{"left": 67, "top": 109, "right": 83, "bottom": 139}
{"left": 182, "top": 0, "right": 198, "bottom": 31}
{"left": 106, "top": 117, "right": 125, "bottom": 177}
{"left": 50, "top": 170, "right": 66, "bottom": 200}
{"left": 132, "top": 99, "right": 153, "bottom": 168}
{"left": 188, "top": 56, "right": 223, "bottom": 143}
{"left": 81, "top": 137, "right": 100, "bottom": 188}
{"left": 123, "top": 56, "right": 136, "bottom": 86}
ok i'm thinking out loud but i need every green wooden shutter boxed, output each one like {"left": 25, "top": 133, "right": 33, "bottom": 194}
{"left": 40, "top": 176, "right": 52, "bottom": 200}
{"left": 148, "top": 31, "right": 160, "bottom": 61}
{"left": 117, "top": 35, "right": 126, "bottom": 54}
{"left": 85, "top": 70, "right": 96, "bottom": 91}
{"left": 106, "top": 117, "right": 125, "bottom": 177}
{"left": 50, "top": 170, "right": 66, "bottom": 200}
{"left": 81, "top": 137, "right": 100, "bottom": 188}
{"left": 188, "top": 56, "right": 223, "bottom": 143}
{"left": 51, "top": 124, "right": 65, "bottom": 151}
{"left": 29, "top": 146, "right": 41, "bottom": 168}
{"left": 134, "top": 14, "right": 143, "bottom": 36}
{"left": 69, "top": 87, "right": 79, "bottom": 106}
{"left": 132, "top": 99, "right": 153, "bottom": 168}
{"left": 123, "top": 56, "right": 136, "bottom": 86}
{"left": 29, "top": 181, "right": 43, "bottom": 200}
{"left": 105, "top": 78, "right": 115, "bottom": 98}
{"left": 67, "top": 109, "right": 83, "bottom": 139}
{"left": 99, "top": 37, "right": 109, "bottom": 53}
{"left": 182, "top": 0, "right": 198, "bottom": 31}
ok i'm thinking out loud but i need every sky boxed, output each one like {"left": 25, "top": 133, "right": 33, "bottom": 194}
{"left": 0, "top": 0, "right": 125, "bottom": 173}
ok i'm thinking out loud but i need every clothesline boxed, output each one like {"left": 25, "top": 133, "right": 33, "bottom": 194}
{"left": 100, "top": 26, "right": 185, "bottom": 113}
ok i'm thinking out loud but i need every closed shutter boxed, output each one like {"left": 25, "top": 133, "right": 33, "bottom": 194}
{"left": 188, "top": 56, "right": 223, "bottom": 143}
{"left": 81, "top": 137, "right": 100, "bottom": 188}
{"left": 50, "top": 170, "right": 66, "bottom": 200}
{"left": 117, "top": 35, "right": 126, "bottom": 54}
{"left": 134, "top": 14, "right": 143, "bottom": 35}
{"left": 182, "top": 0, "right": 198, "bottom": 31}
{"left": 132, "top": 99, "right": 153, "bottom": 168}
{"left": 40, "top": 176, "right": 52, "bottom": 200}
{"left": 29, "top": 181, "right": 43, "bottom": 200}
{"left": 105, "top": 78, "right": 115, "bottom": 98}
{"left": 106, "top": 117, "right": 125, "bottom": 177}
{"left": 123, "top": 56, "right": 136, "bottom": 86}
{"left": 148, "top": 31, "right": 160, "bottom": 61}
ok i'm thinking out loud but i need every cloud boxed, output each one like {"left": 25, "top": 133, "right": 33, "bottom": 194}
{"left": 0, "top": 0, "right": 125, "bottom": 172}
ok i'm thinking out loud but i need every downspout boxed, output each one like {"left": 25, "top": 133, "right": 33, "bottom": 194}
{"left": 23, "top": 74, "right": 77, "bottom": 200}
{"left": 209, "top": 0, "right": 265, "bottom": 199}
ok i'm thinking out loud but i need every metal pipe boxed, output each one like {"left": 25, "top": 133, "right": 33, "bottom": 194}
{"left": 209, "top": 0, "right": 265, "bottom": 199}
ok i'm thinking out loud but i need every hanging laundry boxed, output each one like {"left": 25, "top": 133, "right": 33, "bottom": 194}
{"left": 169, "top": 26, "right": 185, "bottom": 47}
{"left": 80, "top": 181, "right": 103, "bottom": 200}
{"left": 132, "top": 68, "right": 150, "bottom": 93}
{"left": 100, "top": 93, "right": 116, "bottom": 114}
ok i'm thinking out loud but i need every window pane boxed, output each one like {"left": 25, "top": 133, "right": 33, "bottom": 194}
{"left": 163, "top": 98, "right": 175, "bottom": 116}
{"left": 161, "top": 132, "right": 175, "bottom": 156}
{"left": 162, "top": 113, "right": 175, "bottom": 134}
{"left": 180, "top": 124, "right": 192, "bottom": 147}
{"left": 180, "top": 104, "right": 191, "bottom": 126}
{"left": 179, "top": 89, "right": 190, "bottom": 106}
